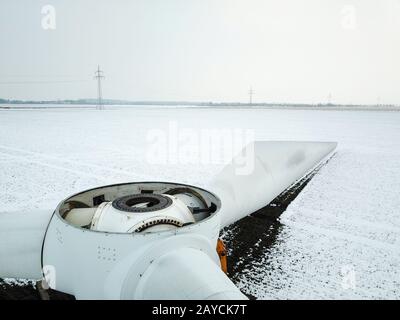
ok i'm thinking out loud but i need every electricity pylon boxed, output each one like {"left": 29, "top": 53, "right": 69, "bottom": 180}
{"left": 94, "top": 66, "right": 104, "bottom": 110}
{"left": 248, "top": 86, "right": 254, "bottom": 105}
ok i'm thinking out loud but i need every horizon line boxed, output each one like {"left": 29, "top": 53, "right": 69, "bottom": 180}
{"left": 0, "top": 98, "right": 398, "bottom": 107}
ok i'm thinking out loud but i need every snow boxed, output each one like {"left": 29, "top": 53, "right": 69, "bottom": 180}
{"left": 1, "top": 105, "right": 400, "bottom": 299}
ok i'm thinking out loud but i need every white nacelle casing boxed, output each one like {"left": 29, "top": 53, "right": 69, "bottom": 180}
{"left": 41, "top": 182, "right": 231, "bottom": 300}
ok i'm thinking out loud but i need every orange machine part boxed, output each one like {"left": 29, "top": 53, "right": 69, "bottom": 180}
{"left": 216, "top": 238, "right": 227, "bottom": 273}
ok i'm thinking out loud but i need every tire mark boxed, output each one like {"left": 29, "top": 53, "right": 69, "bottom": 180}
{"left": 0, "top": 144, "right": 146, "bottom": 180}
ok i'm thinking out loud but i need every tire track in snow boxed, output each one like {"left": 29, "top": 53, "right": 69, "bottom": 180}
{"left": 0, "top": 150, "right": 109, "bottom": 182}
{"left": 0, "top": 145, "right": 147, "bottom": 180}
{"left": 283, "top": 219, "right": 400, "bottom": 254}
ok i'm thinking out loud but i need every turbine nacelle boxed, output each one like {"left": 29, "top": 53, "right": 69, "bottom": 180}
{"left": 42, "top": 181, "right": 232, "bottom": 299}
{"left": 0, "top": 141, "right": 338, "bottom": 300}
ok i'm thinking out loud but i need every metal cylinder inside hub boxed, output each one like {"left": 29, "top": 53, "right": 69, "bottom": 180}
{"left": 112, "top": 194, "right": 172, "bottom": 213}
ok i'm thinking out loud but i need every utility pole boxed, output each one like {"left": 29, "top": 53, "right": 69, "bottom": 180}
{"left": 377, "top": 96, "right": 381, "bottom": 106}
{"left": 248, "top": 86, "right": 254, "bottom": 105}
{"left": 327, "top": 93, "right": 332, "bottom": 105}
{"left": 94, "top": 65, "right": 104, "bottom": 110}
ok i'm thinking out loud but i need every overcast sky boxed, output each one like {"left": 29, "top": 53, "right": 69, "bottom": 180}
{"left": 0, "top": 0, "right": 399, "bottom": 104}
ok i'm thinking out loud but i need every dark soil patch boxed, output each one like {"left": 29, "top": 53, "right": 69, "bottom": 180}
{"left": 221, "top": 170, "right": 315, "bottom": 281}
{"left": 0, "top": 281, "right": 74, "bottom": 300}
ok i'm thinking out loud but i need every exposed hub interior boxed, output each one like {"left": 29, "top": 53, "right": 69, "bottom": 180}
{"left": 58, "top": 182, "right": 220, "bottom": 234}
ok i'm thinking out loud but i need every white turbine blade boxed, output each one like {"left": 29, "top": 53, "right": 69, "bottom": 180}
{"left": 131, "top": 248, "right": 247, "bottom": 300}
{"left": 211, "top": 141, "right": 337, "bottom": 227}
{"left": 0, "top": 209, "right": 53, "bottom": 279}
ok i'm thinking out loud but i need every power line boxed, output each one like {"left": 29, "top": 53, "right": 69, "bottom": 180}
{"left": 94, "top": 65, "right": 105, "bottom": 110}
{"left": 0, "top": 80, "right": 88, "bottom": 85}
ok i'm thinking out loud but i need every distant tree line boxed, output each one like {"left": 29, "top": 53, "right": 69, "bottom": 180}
{"left": 0, "top": 98, "right": 397, "bottom": 108}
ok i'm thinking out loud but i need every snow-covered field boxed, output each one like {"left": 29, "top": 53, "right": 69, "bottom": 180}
{"left": 1, "top": 105, "right": 400, "bottom": 299}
